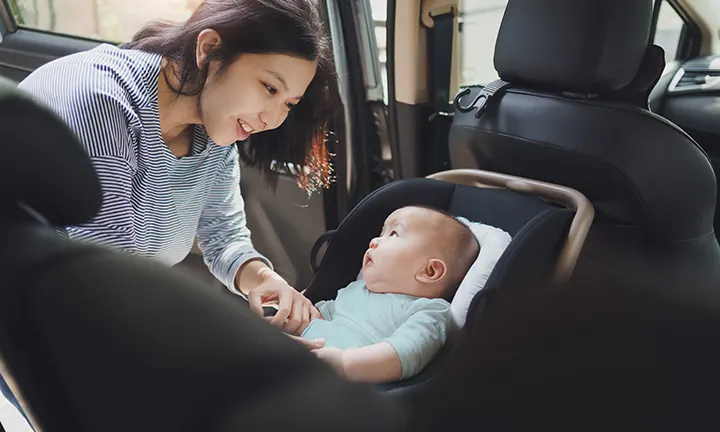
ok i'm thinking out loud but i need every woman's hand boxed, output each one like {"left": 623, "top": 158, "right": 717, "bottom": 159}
{"left": 246, "top": 270, "right": 321, "bottom": 335}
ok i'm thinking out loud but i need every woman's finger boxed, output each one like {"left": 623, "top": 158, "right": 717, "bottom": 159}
{"left": 270, "top": 287, "right": 294, "bottom": 327}
{"left": 247, "top": 286, "right": 268, "bottom": 317}
{"left": 286, "top": 334, "right": 326, "bottom": 350}
{"left": 283, "top": 295, "right": 306, "bottom": 335}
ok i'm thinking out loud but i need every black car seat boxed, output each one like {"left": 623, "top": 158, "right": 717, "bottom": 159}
{"left": 448, "top": 0, "right": 720, "bottom": 288}
{"left": 0, "top": 79, "right": 405, "bottom": 431}
{"left": 304, "top": 168, "right": 594, "bottom": 395}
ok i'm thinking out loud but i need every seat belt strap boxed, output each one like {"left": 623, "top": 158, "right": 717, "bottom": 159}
{"left": 428, "top": 12, "right": 455, "bottom": 113}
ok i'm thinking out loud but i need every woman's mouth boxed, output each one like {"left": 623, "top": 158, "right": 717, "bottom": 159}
{"left": 236, "top": 119, "right": 254, "bottom": 140}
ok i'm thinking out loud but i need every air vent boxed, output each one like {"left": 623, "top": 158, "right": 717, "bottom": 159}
{"left": 669, "top": 69, "right": 720, "bottom": 92}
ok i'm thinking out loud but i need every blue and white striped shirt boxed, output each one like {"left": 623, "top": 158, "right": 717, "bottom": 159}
{"left": 17, "top": 43, "right": 271, "bottom": 293}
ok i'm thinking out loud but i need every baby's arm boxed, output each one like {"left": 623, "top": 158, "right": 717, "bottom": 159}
{"left": 316, "top": 300, "right": 451, "bottom": 382}
{"left": 335, "top": 342, "right": 402, "bottom": 382}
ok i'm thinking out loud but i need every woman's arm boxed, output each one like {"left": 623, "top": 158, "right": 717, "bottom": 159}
{"left": 196, "top": 149, "right": 319, "bottom": 332}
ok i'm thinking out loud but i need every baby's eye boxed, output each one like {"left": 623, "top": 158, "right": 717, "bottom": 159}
{"left": 263, "top": 83, "right": 277, "bottom": 95}
{"left": 389, "top": 231, "right": 398, "bottom": 237}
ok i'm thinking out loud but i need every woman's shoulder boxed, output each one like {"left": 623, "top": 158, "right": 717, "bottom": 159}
{"left": 18, "top": 44, "right": 162, "bottom": 117}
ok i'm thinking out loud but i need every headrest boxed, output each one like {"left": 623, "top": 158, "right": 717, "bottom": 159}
{"left": 494, "top": 0, "right": 653, "bottom": 94}
{"left": 0, "top": 76, "right": 101, "bottom": 227}
{"left": 608, "top": 44, "right": 666, "bottom": 108}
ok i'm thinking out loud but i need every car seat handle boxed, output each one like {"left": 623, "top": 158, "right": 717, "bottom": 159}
{"left": 310, "top": 230, "right": 338, "bottom": 274}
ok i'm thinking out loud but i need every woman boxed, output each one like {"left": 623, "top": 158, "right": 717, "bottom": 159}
{"left": 17, "top": 0, "right": 339, "bottom": 335}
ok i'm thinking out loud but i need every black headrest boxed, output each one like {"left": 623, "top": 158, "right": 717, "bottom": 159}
{"left": 609, "top": 44, "right": 666, "bottom": 108}
{"left": 494, "top": 0, "right": 654, "bottom": 94}
{"left": 0, "top": 76, "right": 101, "bottom": 227}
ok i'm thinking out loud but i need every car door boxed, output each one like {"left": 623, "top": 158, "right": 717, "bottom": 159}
{"left": 0, "top": 0, "right": 387, "bottom": 291}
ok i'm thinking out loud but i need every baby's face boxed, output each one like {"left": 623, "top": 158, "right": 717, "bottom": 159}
{"left": 361, "top": 206, "right": 444, "bottom": 297}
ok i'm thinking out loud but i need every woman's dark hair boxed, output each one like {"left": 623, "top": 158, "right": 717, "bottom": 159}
{"left": 121, "top": 0, "right": 340, "bottom": 190}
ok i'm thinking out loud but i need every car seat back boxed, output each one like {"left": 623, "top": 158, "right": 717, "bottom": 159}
{"left": 0, "top": 77, "right": 405, "bottom": 432}
{"left": 448, "top": 0, "right": 720, "bottom": 288}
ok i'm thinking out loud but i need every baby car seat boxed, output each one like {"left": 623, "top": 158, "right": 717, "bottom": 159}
{"left": 304, "top": 168, "right": 594, "bottom": 395}
{"left": 0, "top": 78, "right": 405, "bottom": 431}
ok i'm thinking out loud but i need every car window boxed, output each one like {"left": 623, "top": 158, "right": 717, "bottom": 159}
{"left": 653, "top": 0, "right": 685, "bottom": 63}
{"left": 458, "top": 0, "right": 508, "bottom": 87}
{"left": 7, "top": 0, "right": 199, "bottom": 42}
{"left": 368, "top": 0, "right": 388, "bottom": 103}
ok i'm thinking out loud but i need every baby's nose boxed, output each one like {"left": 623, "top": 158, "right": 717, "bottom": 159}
{"left": 369, "top": 237, "right": 380, "bottom": 249}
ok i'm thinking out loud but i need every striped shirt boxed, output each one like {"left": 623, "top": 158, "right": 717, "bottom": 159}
{"left": 17, "top": 43, "right": 271, "bottom": 293}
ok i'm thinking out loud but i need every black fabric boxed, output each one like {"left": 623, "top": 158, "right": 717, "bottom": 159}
{"left": 0, "top": 77, "right": 101, "bottom": 227}
{"left": 305, "top": 178, "right": 574, "bottom": 394}
{"left": 0, "top": 220, "right": 407, "bottom": 432}
{"left": 494, "top": 0, "right": 653, "bottom": 94}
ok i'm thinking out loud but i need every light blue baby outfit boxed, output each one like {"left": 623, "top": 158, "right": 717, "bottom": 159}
{"left": 301, "top": 280, "right": 452, "bottom": 380}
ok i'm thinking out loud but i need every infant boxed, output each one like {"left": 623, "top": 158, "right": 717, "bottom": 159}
{"left": 298, "top": 205, "right": 480, "bottom": 383}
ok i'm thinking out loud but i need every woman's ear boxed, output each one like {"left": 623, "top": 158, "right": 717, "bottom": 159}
{"left": 195, "top": 29, "right": 222, "bottom": 69}
{"left": 416, "top": 259, "right": 447, "bottom": 284}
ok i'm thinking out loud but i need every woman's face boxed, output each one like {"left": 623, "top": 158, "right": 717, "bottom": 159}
{"left": 196, "top": 31, "right": 318, "bottom": 146}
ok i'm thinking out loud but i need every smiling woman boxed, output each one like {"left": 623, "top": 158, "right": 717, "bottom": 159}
{"left": 13, "top": 0, "right": 340, "bottom": 336}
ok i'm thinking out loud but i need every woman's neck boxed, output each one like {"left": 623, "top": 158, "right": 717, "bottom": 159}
{"left": 157, "top": 60, "right": 203, "bottom": 151}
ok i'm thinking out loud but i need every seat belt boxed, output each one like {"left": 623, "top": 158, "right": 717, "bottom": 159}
{"left": 426, "top": 11, "right": 456, "bottom": 174}
{"left": 428, "top": 11, "right": 455, "bottom": 113}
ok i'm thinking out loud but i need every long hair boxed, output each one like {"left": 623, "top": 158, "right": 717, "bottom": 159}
{"left": 121, "top": 0, "right": 340, "bottom": 190}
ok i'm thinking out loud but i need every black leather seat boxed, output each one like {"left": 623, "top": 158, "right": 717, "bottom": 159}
{"left": 0, "top": 77, "right": 404, "bottom": 431}
{"left": 449, "top": 0, "right": 720, "bottom": 287}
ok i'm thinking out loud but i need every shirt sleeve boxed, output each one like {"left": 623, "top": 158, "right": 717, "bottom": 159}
{"left": 196, "top": 148, "right": 273, "bottom": 295}
{"left": 315, "top": 300, "right": 336, "bottom": 320}
{"left": 383, "top": 298, "right": 452, "bottom": 380}
{"left": 52, "top": 90, "right": 139, "bottom": 252}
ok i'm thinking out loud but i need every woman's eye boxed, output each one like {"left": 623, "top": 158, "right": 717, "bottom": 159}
{"left": 285, "top": 102, "right": 296, "bottom": 111}
{"left": 263, "top": 83, "right": 277, "bottom": 95}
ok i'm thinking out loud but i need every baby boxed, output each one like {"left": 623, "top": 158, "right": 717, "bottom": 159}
{"left": 296, "top": 205, "right": 480, "bottom": 383}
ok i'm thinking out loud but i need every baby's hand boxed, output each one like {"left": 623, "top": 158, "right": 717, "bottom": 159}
{"left": 311, "top": 347, "right": 346, "bottom": 378}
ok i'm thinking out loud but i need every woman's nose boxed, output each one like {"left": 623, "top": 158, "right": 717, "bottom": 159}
{"left": 257, "top": 111, "right": 270, "bottom": 131}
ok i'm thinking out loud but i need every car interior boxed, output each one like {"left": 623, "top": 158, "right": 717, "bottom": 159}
{"left": 1, "top": 0, "right": 720, "bottom": 430}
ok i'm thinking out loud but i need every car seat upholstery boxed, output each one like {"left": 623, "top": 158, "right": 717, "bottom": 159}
{"left": 0, "top": 78, "right": 405, "bottom": 432}
{"left": 305, "top": 176, "right": 576, "bottom": 394}
{"left": 449, "top": 0, "right": 720, "bottom": 288}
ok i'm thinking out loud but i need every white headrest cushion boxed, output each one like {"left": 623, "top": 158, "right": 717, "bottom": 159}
{"left": 450, "top": 218, "right": 512, "bottom": 327}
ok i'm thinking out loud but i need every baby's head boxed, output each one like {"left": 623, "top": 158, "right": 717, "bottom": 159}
{"left": 361, "top": 206, "right": 480, "bottom": 300}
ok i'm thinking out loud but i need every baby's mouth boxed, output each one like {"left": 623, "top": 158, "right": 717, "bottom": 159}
{"left": 363, "top": 251, "right": 373, "bottom": 267}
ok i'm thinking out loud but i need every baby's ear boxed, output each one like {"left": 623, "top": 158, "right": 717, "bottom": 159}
{"left": 416, "top": 259, "right": 447, "bottom": 284}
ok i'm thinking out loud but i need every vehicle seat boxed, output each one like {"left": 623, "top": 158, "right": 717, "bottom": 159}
{"left": 0, "top": 78, "right": 404, "bottom": 432}
{"left": 449, "top": 0, "right": 720, "bottom": 288}
{"left": 305, "top": 170, "right": 594, "bottom": 395}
